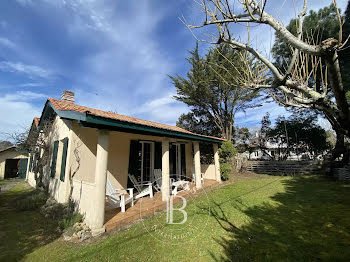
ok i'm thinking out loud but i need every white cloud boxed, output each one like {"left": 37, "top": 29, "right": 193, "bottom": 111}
{"left": 0, "top": 61, "right": 54, "bottom": 79}
{"left": 134, "top": 93, "right": 189, "bottom": 124}
{"left": 0, "top": 37, "right": 16, "bottom": 49}
{"left": 3, "top": 91, "right": 47, "bottom": 101}
{"left": 0, "top": 94, "right": 42, "bottom": 140}
{"left": 17, "top": 82, "right": 44, "bottom": 88}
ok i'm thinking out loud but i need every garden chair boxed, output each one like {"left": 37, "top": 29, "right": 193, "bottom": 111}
{"left": 153, "top": 169, "right": 162, "bottom": 192}
{"left": 128, "top": 174, "right": 153, "bottom": 199}
{"left": 105, "top": 178, "right": 134, "bottom": 213}
{"left": 191, "top": 167, "right": 204, "bottom": 185}
{"left": 170, "top": 173, "right": 190, "bottom": 196}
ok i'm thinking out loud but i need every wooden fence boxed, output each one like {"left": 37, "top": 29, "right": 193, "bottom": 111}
{"left": 247, "top": 160, "right": 321, "bottom": 175}
{"left": 333, "top": 165, "right": 350, "bottom": 182}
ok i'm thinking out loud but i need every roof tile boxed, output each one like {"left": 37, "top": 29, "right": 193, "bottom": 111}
{"left": 48, "top": 98, "right": 225, "bottom": 141}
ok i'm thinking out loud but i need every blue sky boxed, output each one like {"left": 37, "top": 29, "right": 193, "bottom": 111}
{"left": 0, "top": 0, "right": 347, "bottom": 140}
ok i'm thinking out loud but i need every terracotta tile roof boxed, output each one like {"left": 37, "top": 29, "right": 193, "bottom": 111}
{"left": 0, "top": 145, "right": 17, "bottom": 153}
{"left": 33, "top": 117, "right": 40, "bottom": 127}
{"left": 48, "top": 98, "right": 225, "bottom": 141}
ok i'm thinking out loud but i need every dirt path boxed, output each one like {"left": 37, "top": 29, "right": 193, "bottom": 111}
{"left": 0, "top": 179, "right": 20, "bottom": 194}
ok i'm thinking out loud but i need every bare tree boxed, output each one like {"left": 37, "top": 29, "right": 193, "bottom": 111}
{"left": 8, "top": 119, "right": 54, "bottom": 189}
{"left": 184, "top": 0, "right": 349, "bottom": 165}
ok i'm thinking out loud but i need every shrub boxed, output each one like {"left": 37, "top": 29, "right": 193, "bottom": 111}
{"left": 220, "top": 163, "right": 232, "bottom": 181}
{"left": 58, "top": 212, "right": 83, "bottom": 231}
{"left": 41, "top": 199, "right": 83, "bottom": 231}
{"left": 219, "top": 141, "right": 237, "bottom": 180}
{"left": 15, "top": 190, "right": 48, "bottom": 211}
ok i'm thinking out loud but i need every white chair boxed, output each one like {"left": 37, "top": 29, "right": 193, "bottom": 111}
{"left": 153, "top": 169, "right": 162, "bottom": 192}
{"left": 171, "top": 173, "right": 190, "bottom": 195}
{"left": 128, "top": 174, "right": 153, "bottom": 199}
{"left": 105, "top": 178, "right": 134, "bottom": 213}
{"left": 191, "top": 167, "right": 204, "bottom": 184}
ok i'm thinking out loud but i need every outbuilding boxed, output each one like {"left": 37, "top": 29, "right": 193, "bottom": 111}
{"left": 0, "top": 146, "right": 28, "bottom": 180}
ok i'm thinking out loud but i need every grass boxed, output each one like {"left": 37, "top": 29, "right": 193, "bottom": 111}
{"left": 1, "top": 175, "right": 350, "bottom": 261}
{"left": 0, "top": 183, "right": 59, "bottom": 262}
{"left": 0, "top": 178, "right": 12, "bottom": 186}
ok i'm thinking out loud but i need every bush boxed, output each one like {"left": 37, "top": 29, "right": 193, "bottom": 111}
{"left": 15, "top": 190, "right": 48, "bottom": 211}
{"left": 220, "top": 163, "right": 232, "bottom": 181}
{"left": 58, "top": 212, "right": 83, "bottom": 231}
{"left": 41, "top": 199, "right": 83, "bottom": 231}
{"left": 219, "top": 141, "right": 237, "bottom": 180}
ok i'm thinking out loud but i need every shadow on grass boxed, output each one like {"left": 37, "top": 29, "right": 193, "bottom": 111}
{"left": 210, "top": 175, "right": 350, "bottom": 261}
{"left": 0, "top": 183, "right": 60, "bottom": 261}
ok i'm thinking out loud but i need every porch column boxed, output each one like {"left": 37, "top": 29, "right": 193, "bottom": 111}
{"left": 161, "top": 138, "right": 170, "bottom": 201}
{"left": 91, "top": 130, "right": 109, "bottom": 234}
{"left": 193, "top": 141, "right": 202, "bottom": 189}
{"left": 213, "top": 143, "right": 221, "bottom": 183}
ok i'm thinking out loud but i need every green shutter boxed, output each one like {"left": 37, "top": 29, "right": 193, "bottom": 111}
{"left": 60, "top": 138, "right": 69, "bottom": 181}
{"left": 51, "top": 141, "right": 59, "bottom": 178}
{"left": 154, "top": 142, "right": 162, "bottom": 169}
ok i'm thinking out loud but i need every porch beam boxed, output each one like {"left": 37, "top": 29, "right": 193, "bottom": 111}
{"left": 213, "top": 143, "right": 221, "bottom": 183}
{"left": 91, "top": 130, "right": 109, "bottom": 235}
{"left": 161, "top": 138, "right": 170, "bottom": 201}
{"left": 193, "top": 141, "right": 202, "bottom": 189}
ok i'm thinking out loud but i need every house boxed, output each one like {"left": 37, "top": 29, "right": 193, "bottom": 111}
{"left": 0, "top": 146, "right": 28, "bottom": 180}
{"left": 243, "top": 135, "right": 312, "bottom": 161}
{"left": 26, "top": 91, "right": 224, "bottom": 234}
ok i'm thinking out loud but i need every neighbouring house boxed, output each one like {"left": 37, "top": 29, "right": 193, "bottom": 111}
{"left": 242, "top": 134, "right": 314, "bottom": 161}
{"left": 26, "top": 90, "right": 224, "bottom": 233}
{"left": 0, "top": 146, "right": 28, "bottom": 180}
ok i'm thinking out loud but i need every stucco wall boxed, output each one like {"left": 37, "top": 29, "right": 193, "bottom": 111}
{"left": 27, "top": 116, "right": 73, "bottom": 203}
{"left": 71, "top": 126, "right": 196, "bottom": 188}
{"left": 201, "top": 164, "right": 216, "bottom": 180}
{"left": 0, "top": 150, "right": 28, "bottom": 180}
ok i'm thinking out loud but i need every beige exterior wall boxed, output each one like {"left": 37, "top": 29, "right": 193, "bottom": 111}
{"left": 201, "top": 164, "right": 216, "bottom": 180}
{"left": 26, "top": 114, "right": 216, "bottom": 228}
{"left": 0, "top": 150, "right": 28, "bottom": 180}
{"left": 71, "top": 126, "right": 195, "bottom": 188}
{"left": 27, "top": 115, "right": 73, "bottom": 203}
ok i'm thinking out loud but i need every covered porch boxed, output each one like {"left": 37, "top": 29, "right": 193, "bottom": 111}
{"left": 104, "top": 178, "right": 219, "bottom": 232}
{"left": 71, "top": 113, "right": 224, "bottom": 234}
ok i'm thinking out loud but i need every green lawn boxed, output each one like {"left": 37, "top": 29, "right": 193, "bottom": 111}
{"left": 1, "top": 175, "right": 350, "bottom": 261}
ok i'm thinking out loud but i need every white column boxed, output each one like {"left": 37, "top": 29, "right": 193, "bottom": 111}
{"left": 91, "top": 130, "right": 109, "bottom": 234}
{"left": 161, "top": 138, "right": 170, "bottom": 201}
{"left": 213, "top": 143, "right": 221, "bottom": 183}
{"left": 193, "top": 141, "right": 202, "bottom": 189}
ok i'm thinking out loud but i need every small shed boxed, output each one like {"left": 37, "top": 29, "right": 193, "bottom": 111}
{"left": 0, "top": 146, "right": 29, "bottom": 180}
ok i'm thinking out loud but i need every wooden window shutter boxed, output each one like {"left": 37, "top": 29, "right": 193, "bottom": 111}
{"left": 154, "top": 142, "right": 162, "bottom": 170}
{"left": 50, "top": 140, "right": 59, "bottom": 178}
{"left": 60, "top": 137, "right": 69, "bottom": 182}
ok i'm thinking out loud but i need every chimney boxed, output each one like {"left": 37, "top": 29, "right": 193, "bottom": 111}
{"left": 61, "top": 90, "right": 75, "bottom": 103}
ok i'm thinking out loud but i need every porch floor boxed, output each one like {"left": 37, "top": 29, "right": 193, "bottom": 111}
{"left": 104, "top": 179, "right": 219, "bottom": 232}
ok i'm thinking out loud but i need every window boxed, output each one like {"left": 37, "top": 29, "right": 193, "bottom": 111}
{"left": 59, "top": 137, "right": 69, "bottom": 182}
{"left": 50, "top": 141, "right": 59, "bottom": 178}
